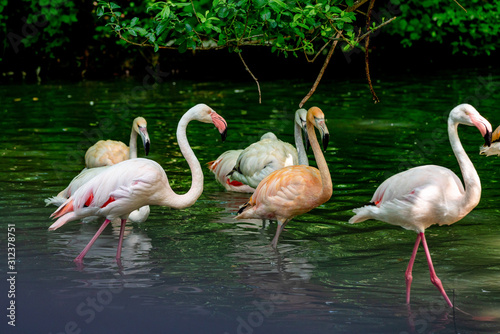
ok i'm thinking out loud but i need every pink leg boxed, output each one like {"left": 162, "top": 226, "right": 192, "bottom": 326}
{"left": 405, "top": 233, "right": 422, "bottom": 304}
{"left": 115, "top": 219, "right": 127, "bottom": 261}
{"left": 270, "top": 219, "right": 289, "bottom": 248}
{"left": 420, "top": 233, "right": 453, "bottom": 307}
{"left": 74, "top": 219, "right": 111, "bottom": 263}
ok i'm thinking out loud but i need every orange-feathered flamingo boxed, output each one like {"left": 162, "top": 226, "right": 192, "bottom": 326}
{"left": 236, "top": 106, "right": 332, "bottom": 248}
{"left": 208, "top": 109, "right": 309, "bottom": 192}
{"left": 48, "top": 104, "right": 228, "bottom": 263}
{"left": 85, "top": 116, "right": 150, "bottom": 168}
{"left": 349, "top": 104, "right": 492, "bottom": 307}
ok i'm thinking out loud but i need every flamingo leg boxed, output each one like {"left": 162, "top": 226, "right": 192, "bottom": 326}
{"left": 420, "top": 232, "right": 453, "bottom": 307}
{"left": 270, "top": 219, "right": 289, "bottom": 248}
{"left": 405, "top": 233, "right": 422, "bottom": 304}
{"left": 74, "top": 219, "right": 111, "bottom": 263}
{"left": 115, "top": 219, "right": 127, "bottom": 261}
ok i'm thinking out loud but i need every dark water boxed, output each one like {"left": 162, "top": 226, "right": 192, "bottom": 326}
{"left": 1, "top": 67, "right": 500, "bottom": 334}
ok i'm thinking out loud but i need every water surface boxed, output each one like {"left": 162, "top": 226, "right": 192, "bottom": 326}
{"left": 1, "top": 68, "right": 500, "bottom": 333}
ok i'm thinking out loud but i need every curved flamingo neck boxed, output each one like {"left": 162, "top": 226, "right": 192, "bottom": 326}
{"left": 159, "top": 110, "right": 204, "bottom": 209}
{"left": 306, "top": 119, "right": 332, "bottom": 203}
{"left": 295, "top": 121, "right": 308, "bottom": 166}
{"left": 448, "top": 118, "right": 481, "bottom": 212}
{"left": 129, "top": 127, "right": 138, "bottom": 159}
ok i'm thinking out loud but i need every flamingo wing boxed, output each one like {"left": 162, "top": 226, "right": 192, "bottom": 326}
{"left": 208, "top": 150, "right": 255, "bottom": 192}
{"left": 238, "top": 165, "right": 323, "bottom": 220}
{"left": 49, "top": 158, "right": 163, "bottom": 229}
{"left": 371, "top": 165, "right": 464, "bottom": 206}
{"left": 230, "top": 138, "right": 299, "bottom": 188}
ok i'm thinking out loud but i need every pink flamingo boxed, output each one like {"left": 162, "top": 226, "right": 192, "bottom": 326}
{"left": 85, "top": 116, "right": 150, "bottom": 168}
{"left": 349, "top": 104, "right": 492, "bottom": 307}
{"left": 46, "top": 116, "right": 152, "bottom": 223}
{"left": 236, "top": 106, "right": 332, "bottom": 248}
{"left": 48, "top": 104, "right": 227, "bottom": 262}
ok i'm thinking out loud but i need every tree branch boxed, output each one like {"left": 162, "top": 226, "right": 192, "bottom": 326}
{"left": 347, "top": 0, "right": 372, "bottom": 13}
{"left": 365, "top": 0, "right": 380, "bottom": 103}
{"left": 299, "top": 31, "right": 342, "bottom": 108}
{"left": 237, "top": 51, "right": 261, "bottom": 104}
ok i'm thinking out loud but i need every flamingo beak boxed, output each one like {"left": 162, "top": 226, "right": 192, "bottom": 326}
{"left": 210, "top": 111, "right": 228, "bottom": 142}
{"left": 484, "top": 127, "right": 492, "bottom": 147}
{"left": 315, "top": 118, "right": 330, "bottom": 152}
{"left": 139, "top": 126, "right": 151, "bottom": 156}
{"left": 323, "top": 132, "right": 330, "bottom": 152}
{"left": 304, "top": 127, "right": 310, "bottom": 151}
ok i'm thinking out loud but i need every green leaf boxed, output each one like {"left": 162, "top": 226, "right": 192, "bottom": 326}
{"left": 260, "top": 8, "right": 271, "bottom": 21}
{"left": 96, "top": 7, "right": 104, "bottom": 17}
{"left": 128, "top": 29, "right": 137, "bottom": 36}
{"left": 156, "top": 22, "right": 168, "bottom": 35}
{"left": 130, "top": 17, "right": 139, "bottom": 27}
{"left": 148, "top": 33, "right": 156, "bottom": 43}
{"left": 134, "top": 27, "right": 148, "bottom": 36}
{"left": 109, "top": 2, "right": 121, "bottom": 9}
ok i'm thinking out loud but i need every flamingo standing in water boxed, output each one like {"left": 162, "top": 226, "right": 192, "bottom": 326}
{"left": 45, "top": 117, "right": 152, "bottom": 223}
{"left": 85, "top": 116, "right": 151, "bottom": 168}
{"left": 226, "top": 109, "right": 309, "bottom": 190}
{"left": 349, "top": 104, "right": 492, "bottom": 307}
{"left": 236, "top": 107, "right": 332, "bottom": 248}
{"left": 45, "top": 117, "right": 151, "bottom": 223}
{"left": 48, "top": 104, "right": 228, "bottom": 262}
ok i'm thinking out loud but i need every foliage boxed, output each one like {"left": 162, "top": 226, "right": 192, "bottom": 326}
{"left": 95, "top": 0, "right": 366, "bottom": 57}
{"left": 3, "top": 0, "right": 79, "bottom": 57}
{"left": 385, "top": 0, "right": 500, "bottom": 55}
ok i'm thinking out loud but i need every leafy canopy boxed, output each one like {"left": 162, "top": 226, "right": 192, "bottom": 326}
{"left": 96, "top": 0, "right": 362, "bottom": 56}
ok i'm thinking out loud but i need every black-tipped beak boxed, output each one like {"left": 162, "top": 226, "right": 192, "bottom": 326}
{"left": 303, "top": 128, "right": 310, "bottom": 151}
{"left": 322, "top": 132, "right": 329, "bottom": 152}
{"left": 139, "top": 126, "right": 150, "bottom": 156}
{"left": 220, "top": 128, "right": 227, "bottom": 142}
{"left": 484, "top": 129, "right": 492, "bottom": 147}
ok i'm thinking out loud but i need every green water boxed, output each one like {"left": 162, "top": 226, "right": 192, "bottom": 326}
{"left": 1, "top": 68, "right": 500, "bottom": 333}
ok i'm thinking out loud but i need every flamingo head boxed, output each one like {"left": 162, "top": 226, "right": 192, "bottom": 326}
{"left": 192, "top": 104, "right": 228, "bottom": 142}
{"left": 133, "top": 116, "right": 150, "bottom": 156}
{"left": 452, "top": 104, "right": 492, "bottom": 147}
{"left": 307, "top": 106, "right": 330, "bottom": 151}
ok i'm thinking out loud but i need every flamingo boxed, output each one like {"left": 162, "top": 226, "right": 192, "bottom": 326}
{"left": 236, "top": 106, "right": 332, "bottom": 248}
{"left": 48, "top": 104, "right": 228, "bottom": 262}
{"left": 45, "top": 117, "right": 152, "bottom": 223}
{"left": 480, "top": 124, "right": 500, "bottom": 156}
{"left": 215, "top": 109, "right": 308, "bottom": 192}
{"left": 349, "top": 104, "right": 492, "bottom": 307}
{"left": 85, "top": 116, "right": 151, "bottom": 168}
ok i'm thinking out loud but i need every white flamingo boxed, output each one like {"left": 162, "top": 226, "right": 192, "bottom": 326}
{"left": 215, "top": 109, "right": 308, "bottom": 191}
{"left": 48, "top": 104, "right": 228, "bottom": 263}
{"left": 349, "top": 104, "right": 492, "bottom": 307}
{"left": 85, "top": 116, "right": 150, "bottom": 168}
